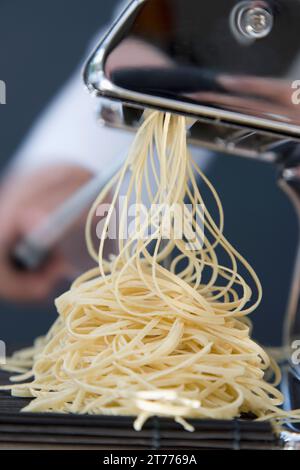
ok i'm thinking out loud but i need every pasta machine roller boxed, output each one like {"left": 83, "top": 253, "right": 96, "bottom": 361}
{"left": 84, "top": 0, "right": 300, "bottom": 448}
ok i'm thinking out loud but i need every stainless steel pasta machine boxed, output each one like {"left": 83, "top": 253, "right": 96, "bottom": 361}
{"left": 83, "top": 0, "right": 300, "bottom": 448}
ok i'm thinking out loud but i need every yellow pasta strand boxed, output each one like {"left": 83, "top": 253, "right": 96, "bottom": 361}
{"left": 1, "top": 111, "right": 300, "bottom": 430}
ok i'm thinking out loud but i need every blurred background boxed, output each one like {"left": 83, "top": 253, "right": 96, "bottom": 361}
{"left": 0, "top": 0, "right": 119, "bottom": 351}
{"left": 0, "top": 0, "right": 298, "bottom": 352}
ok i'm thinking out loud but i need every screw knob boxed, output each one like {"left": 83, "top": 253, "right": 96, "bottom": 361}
{"left": 239, "top": 6, "right": 273, "bottom": 39}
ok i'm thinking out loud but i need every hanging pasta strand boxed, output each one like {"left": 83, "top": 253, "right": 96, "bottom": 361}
{"left": 1, "top": 111, "right": 300, "bottom": 430}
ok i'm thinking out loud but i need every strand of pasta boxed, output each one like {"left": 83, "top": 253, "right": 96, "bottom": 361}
{"left": 1, "top": 111, "right": 299, "bottom": 431}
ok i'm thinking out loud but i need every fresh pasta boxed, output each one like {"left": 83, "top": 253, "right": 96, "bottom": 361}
{"left": 1, "top": 111, "right": 299, "bottom": 430}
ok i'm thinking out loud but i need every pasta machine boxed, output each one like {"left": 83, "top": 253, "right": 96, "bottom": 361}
{"left": 83, "top": 0, "right": 300, "bottom": 448}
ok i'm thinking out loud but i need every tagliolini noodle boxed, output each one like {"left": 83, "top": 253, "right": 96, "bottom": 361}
{"left": 1, "top": 111, "right": 300, "bottom": 430}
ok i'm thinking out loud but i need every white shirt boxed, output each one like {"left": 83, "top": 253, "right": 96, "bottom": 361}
{"left": 10, "top": 68, "right": 135, "bottom": 176}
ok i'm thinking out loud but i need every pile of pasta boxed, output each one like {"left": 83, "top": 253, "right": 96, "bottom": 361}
{"left": 1, "top": 111, "right": 299, "bottom": 430}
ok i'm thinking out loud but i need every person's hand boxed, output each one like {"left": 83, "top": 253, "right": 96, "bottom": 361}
{"left": 0, "top": 164, "right": 92, "bottom": 302}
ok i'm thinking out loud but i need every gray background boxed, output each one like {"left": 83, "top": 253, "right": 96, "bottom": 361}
{"left": 0, "top": 0, "right": 298, "bottom": 350}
